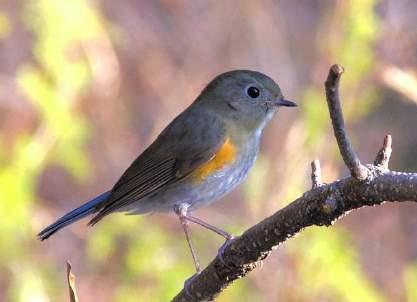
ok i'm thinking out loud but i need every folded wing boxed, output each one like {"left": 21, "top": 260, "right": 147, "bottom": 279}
{"left": 89, "top": 107, "right": 226, "bottom": 225}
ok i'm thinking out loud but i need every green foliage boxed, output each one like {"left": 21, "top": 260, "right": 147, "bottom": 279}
{"left": 0, "top": 0, "right": 104, "bottom": 300}
{"left": 302, "top": 0, "right": 380, "bottom": 142}
{"left": 336, "top": 0, "right": 380, "bottom": 120}
{"left": 0, "top": 12, "right": 11, "bottom": 39}
{"left": 404, "top": 262, "right": 417, "bottom": 302}
{"left": 10, "top": 268, "right": 50, "bottom": 302}
{"left": 291, "top": 228, "right": 386, "bottom": 302}
{"left": 302, "top": 88, "right": 329, "bottom": 147}
{"left": 18, "top": 0, "right": 103, "bottom": 179}
{"left": 87, "top": 215, "right": 192, "bottom": 301}
{"left": 336, "top": 0, "right": 379, "bottom": 84}
{"left": 217, "top": 278, "right": 262, "bottom": 302}
{"left": 245, "top": 155, "right": 270, "bottom": 216}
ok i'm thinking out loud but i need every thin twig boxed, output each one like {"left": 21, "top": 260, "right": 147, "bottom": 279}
{"left": 67, "top": 262, "right": 79, "bottom": 302}
{"left": 325, "top": 64, "right": 368, "bottom": 180}
{"left": 311, "top": 160, "right": 322, "bottom": 189}
{"left": 374, "top": 134, "right": 393, "bottom": 169}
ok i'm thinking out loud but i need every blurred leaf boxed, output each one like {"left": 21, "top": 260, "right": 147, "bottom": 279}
{"left": 0, "top": 0, "right": 105, "bottom": 299}
{"left": 22, "top": 0, "right": 101, "bottom": 84}
{"left": 404, "top": 262, "right": 417, "bottom": 302}
{"left": 245, "top": 155, "right": 269, "bottom": 216}
{"left": 217, "top": 277, "right": 261, "bottom": 302}
{"left": 302, "top": 88, "right": 328, "bottom": 147}
{"left": 17, "top": 62, "right": 91, "bottom": 180}
{"left": 291, "top": 228, "right": 386, "bottom": 302}
{"left": 10, "top": 267, "right": 49, "bottom": 302}
{"left": 0, "top": 12, "right": 11, "bottom": 39}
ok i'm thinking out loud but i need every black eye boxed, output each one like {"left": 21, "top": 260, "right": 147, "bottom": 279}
{"left": 246, "top": 86, "right": 260, "bottom": 98}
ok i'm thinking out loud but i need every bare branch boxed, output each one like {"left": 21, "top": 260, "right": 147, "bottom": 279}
{"left": 325, "top": 64, "right": 369, "bottom": 180}
{"left": 374, "top": 134, "right": 393, "bottom": 169}
{"left": 172, "top": 170, "right": 417, "bottom": 302}
{"left": 311, "top": 160, "right": 322, "bottom": 189}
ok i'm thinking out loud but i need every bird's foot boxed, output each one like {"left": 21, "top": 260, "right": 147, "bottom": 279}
{"left": 217, "top": 235, "right": 236, "bottom": 268}
{"left": 184, "top": 272, "right": 201, "bottom": 299}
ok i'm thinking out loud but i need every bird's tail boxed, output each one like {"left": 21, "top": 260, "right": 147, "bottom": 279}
{"left": 38, "top": 191, "right": 111, "bottom": 241}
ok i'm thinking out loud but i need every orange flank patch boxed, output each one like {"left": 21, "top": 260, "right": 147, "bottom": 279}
{"left": 192, "top": 138, "right": 237, "bottom": 182}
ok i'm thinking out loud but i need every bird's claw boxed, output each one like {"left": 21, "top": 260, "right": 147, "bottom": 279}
{"left": 217, "top": 235, "right": 236, "bottom": 268}
{"left": 184, "top": 272, "right": 200, "bottom": 299}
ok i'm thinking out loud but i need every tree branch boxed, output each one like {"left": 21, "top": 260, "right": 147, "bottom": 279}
{"left": 374, "top": 134, "right": 393, "bottom": 169}
{"left": 325, "top": 64, "right": 369, "bottom": 180}
{"left": 311, "top": 160, "right": 322, "bottom": 189}
{"left": 171, "top": 65, "right": 417, "bottom": 302}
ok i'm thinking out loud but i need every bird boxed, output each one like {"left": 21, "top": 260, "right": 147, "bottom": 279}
{"left": 38, "top": 70, "right": 296, "bottom": 273}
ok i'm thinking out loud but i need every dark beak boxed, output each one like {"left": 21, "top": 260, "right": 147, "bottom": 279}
{"left": 274, "top": 98, "right": 297, "bottom": 107}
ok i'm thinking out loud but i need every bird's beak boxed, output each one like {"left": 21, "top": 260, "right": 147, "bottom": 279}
{"left": 273, "top": 98, "right": 297, "bottom": 107}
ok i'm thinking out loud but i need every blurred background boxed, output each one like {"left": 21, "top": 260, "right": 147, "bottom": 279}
{"left": 0, "top": 0, "right": 417, "bottom": 301}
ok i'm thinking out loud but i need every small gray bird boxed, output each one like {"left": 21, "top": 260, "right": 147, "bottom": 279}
{"left": 38, "top": 70, "right": 296, "bottom": 272}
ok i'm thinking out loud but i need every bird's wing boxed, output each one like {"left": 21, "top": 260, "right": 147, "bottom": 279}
{"left": 89, "top": 108, "right": 227, "bottom": 225}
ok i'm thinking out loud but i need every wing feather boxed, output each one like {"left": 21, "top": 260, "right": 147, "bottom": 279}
{"left": 89, "top": 106, "right": 226, "bottom": 225}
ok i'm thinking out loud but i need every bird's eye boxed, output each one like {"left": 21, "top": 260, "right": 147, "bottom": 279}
{"left": 246, "top": 86, "right": 260, "bottom": 98}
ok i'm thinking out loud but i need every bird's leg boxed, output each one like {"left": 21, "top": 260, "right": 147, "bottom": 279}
{"left": 174, "top": 204, "right": 201, "bottom": 274}
{"left": 174, "top": 204, "right": 203, "bottom": 300}
{"left": 174, "top": 203, "right": 237, "bottom": 273}
{"left": 182, "top": 214, "right": 234, "bottom": 241}
{"left": 176, "top": 207, "right": 236, "bottom": 268}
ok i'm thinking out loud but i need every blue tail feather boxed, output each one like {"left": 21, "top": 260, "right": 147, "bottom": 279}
{"left": 38, "top": 191, "right": 111, "bottom": 241}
